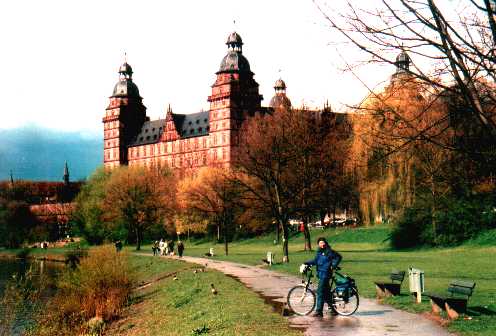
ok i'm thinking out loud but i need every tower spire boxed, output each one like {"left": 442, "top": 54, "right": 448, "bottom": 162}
{"left": 63, "top": 161, "right": 70, "bottom": 186}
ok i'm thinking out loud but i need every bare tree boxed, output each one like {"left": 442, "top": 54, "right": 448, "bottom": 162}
{"left": 314, "top": 0, "right": 496, "bottom": 143}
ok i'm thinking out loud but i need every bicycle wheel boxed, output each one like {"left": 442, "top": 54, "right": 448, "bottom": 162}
{"left": 287, "top": 285, "right": 316, "bottom": 316}
{"left": 331, "top": 287, "right": 359, "bottom": 316}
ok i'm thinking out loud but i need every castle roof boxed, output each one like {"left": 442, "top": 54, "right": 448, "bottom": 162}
{"left": 129, "top": 111, "right": 210, "bottom": 147}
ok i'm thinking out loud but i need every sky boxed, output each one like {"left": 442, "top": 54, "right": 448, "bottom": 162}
{"left": 0, "top": 0, "right": 402, "bottom": 134}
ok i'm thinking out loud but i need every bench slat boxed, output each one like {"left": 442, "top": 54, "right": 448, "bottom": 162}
{"left": 450, "top": 280, "right": 476, "bottom": 289}
{"left": 448, "top": 285, "right": 474, "bottom": 297}
{"left": 390, "top": 270, "right": 405, "bottom": 282}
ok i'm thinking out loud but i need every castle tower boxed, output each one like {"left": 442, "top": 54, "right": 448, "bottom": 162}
{"left": 207, "top": 32, "right": 263, "bottom": 167}
{"left": 269, "top": 78, "right": 292, "bottom": 111}
{"left": 103, "top": 60, "right": 147, "bottom": 168}
{"left": 391, "top": 50, "right": 412, "bottom": 83}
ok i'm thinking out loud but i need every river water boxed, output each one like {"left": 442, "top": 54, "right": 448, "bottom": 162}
{"left": 0, "top": 258, "right": 61, "bottom": 335}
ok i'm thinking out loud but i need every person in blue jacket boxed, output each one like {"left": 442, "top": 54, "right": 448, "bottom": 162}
{"left": 304, "top": 237, "right": 342, "bottom": 317}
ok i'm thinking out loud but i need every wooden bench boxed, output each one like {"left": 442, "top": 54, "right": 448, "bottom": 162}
{"left": 374, "top": 270, "right": 406, "bottom": 297}
{"left": 426, "top": 280, "right": 476, "bottom": 319}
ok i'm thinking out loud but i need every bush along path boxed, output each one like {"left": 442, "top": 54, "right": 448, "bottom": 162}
{"left": 165, "top": 255, "right": 453, "bottom": 336}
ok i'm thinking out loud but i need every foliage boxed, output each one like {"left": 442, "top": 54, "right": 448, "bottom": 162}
{"left": 178, "top": 167, "right": 242, "bottom": 255}
{"left": 392, "top": 195, "right": 496, "bottom": 248}
{"left": 0, "top": 197, "right": 38, "bottom": 248}
{"left": 73, "top": 167, "right": 111, "bottom": 244}
{"left": 0, "top": 265, "right": 48, "bottom": 336}
{"left": 102, "top": 165, "right": 177, "bottom": 250}
{"left": 391, "top": 205, "right": 431, "bottom": 249}
{"left": 74, "top": 165, "right": 177, "bottom": 249}
{"left": 32, "top": 245, "right": 133, "bottom": 336}
{"left": 235, "top": 107, "right": 353, "bottom": 261}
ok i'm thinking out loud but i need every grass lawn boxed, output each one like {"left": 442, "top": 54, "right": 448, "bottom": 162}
{"left": 106, "top": 255, "right": 302, "bottom": 336}
{"left": 135, "top": 226, "right": 496, "bottom": 336}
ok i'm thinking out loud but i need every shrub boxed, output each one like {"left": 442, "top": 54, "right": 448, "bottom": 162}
{"left": 33, "top": 245, "right": 133, "bottom": 336}
{"left": 391, "top": 206, "right": 431, "bottom": 249}
{"left": 392, "top": 195, "right": 496, "bottom": 248}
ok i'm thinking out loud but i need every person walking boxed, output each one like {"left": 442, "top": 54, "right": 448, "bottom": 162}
{"left": 177, "top": 241, "right": 185, "bottom": 257}
{"left": 303, "top": 237, "right": 342, "bottom": 317}
{"left": 152, "top": 240, "right": 159, "bottom": 256}
{"left": 159, "top": 239, "right": 165, "bottom": 256}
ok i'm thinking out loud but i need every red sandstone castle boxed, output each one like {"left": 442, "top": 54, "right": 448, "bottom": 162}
{"left": 103, "top": 32, "right": 291, "bottom": 175}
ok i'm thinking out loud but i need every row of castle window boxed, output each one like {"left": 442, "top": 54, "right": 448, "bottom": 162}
{"left": 129, "top": 133, "right": 230, "bottom": 159}
{"left": 131, "top": 148, "right": 228, "bottom": 168}
{"left": 104, "top": 121, "right": 119, "bottom": 129}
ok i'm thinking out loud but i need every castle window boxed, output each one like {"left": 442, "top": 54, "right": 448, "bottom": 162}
{"left": 159, "top": 127, "right": 162, "bottom": 131}
{"left": 152, "top": 128, "right": 155, "bottom": 131}
{"left": 190, "top": 129, "right": 194, "bottom": 134}
{"left": 153, "top": 135, "right": 157, "bottom": 140}
{"left": 204, "top": 118, "right": 207, "bottom": 123}
{"left": 198, "top": 127, "right": 203, "bottom": 133}
{"left": 188, "top": 121, "right": 192, "bottom": 125}
{"left": 145, "top": 129, "right": 148, "bottom": 133}
{"left": 196, "top": 120, "right": 200, "bottom": 124}
{"left": 140, "top": 137, "right": 144, "bottom": 141}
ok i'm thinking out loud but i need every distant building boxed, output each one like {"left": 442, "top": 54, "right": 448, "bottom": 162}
{"left": 102, "top": 32, "right": 292, "bottom": 175}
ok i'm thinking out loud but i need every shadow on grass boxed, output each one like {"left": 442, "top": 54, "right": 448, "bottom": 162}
{"left": 468, "top": 305, "right": 496, "bottom": 316}
{"left": 128, "top": 288, "right": 161, "bottom": 305}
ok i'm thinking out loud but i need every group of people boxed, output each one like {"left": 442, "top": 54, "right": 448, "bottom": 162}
{"left": 153, "top": 239, "right": 185, "bottom": 257}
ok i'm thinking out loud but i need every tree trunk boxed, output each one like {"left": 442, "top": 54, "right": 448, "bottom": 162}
{"left": 217, "top": 224, "right": 220, "bottom": 242}
{"left": 223, "top": 214, "right": 229, "bottom": 256}
{"left": 281, "top": 219, "right": 289, "bottom": 263}
{"left": 135, "top": 227, "right": 141, "bottom": 251}
{"left": 430, "top": 176, "right": 437, "bottom": 245}
{"left": 304, "top": 216, "right": 312, "bottom": 251}
{"left": 275, "top": 220, "right": 280, "bottom": 244}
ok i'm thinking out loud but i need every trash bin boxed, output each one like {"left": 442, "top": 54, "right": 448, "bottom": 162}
{"left": 408, "top": 267, "right": 425, "bottom": 303}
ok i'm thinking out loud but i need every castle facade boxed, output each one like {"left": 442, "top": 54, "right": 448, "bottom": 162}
{"left": 102, "top": 32, "right": 291, "bottom": 175}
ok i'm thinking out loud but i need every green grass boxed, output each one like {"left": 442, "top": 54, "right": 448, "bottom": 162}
{"left": 133, "top": 226, "right": 496, "bottom": 336}
{"left": 106, "top": 256, "right": 302, "bottom": 336}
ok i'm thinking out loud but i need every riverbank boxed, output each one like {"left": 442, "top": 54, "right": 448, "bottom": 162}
{"left": 106, "top": 255, "right": 302, "bottom": 336}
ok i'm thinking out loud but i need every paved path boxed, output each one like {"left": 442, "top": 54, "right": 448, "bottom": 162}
{"left": 169, "top": 256, "right": 453, "bottom": 336}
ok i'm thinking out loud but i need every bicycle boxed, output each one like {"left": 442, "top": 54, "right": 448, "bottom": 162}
{"left": 287, "top": 264, "right": 359, "bottom": 316}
